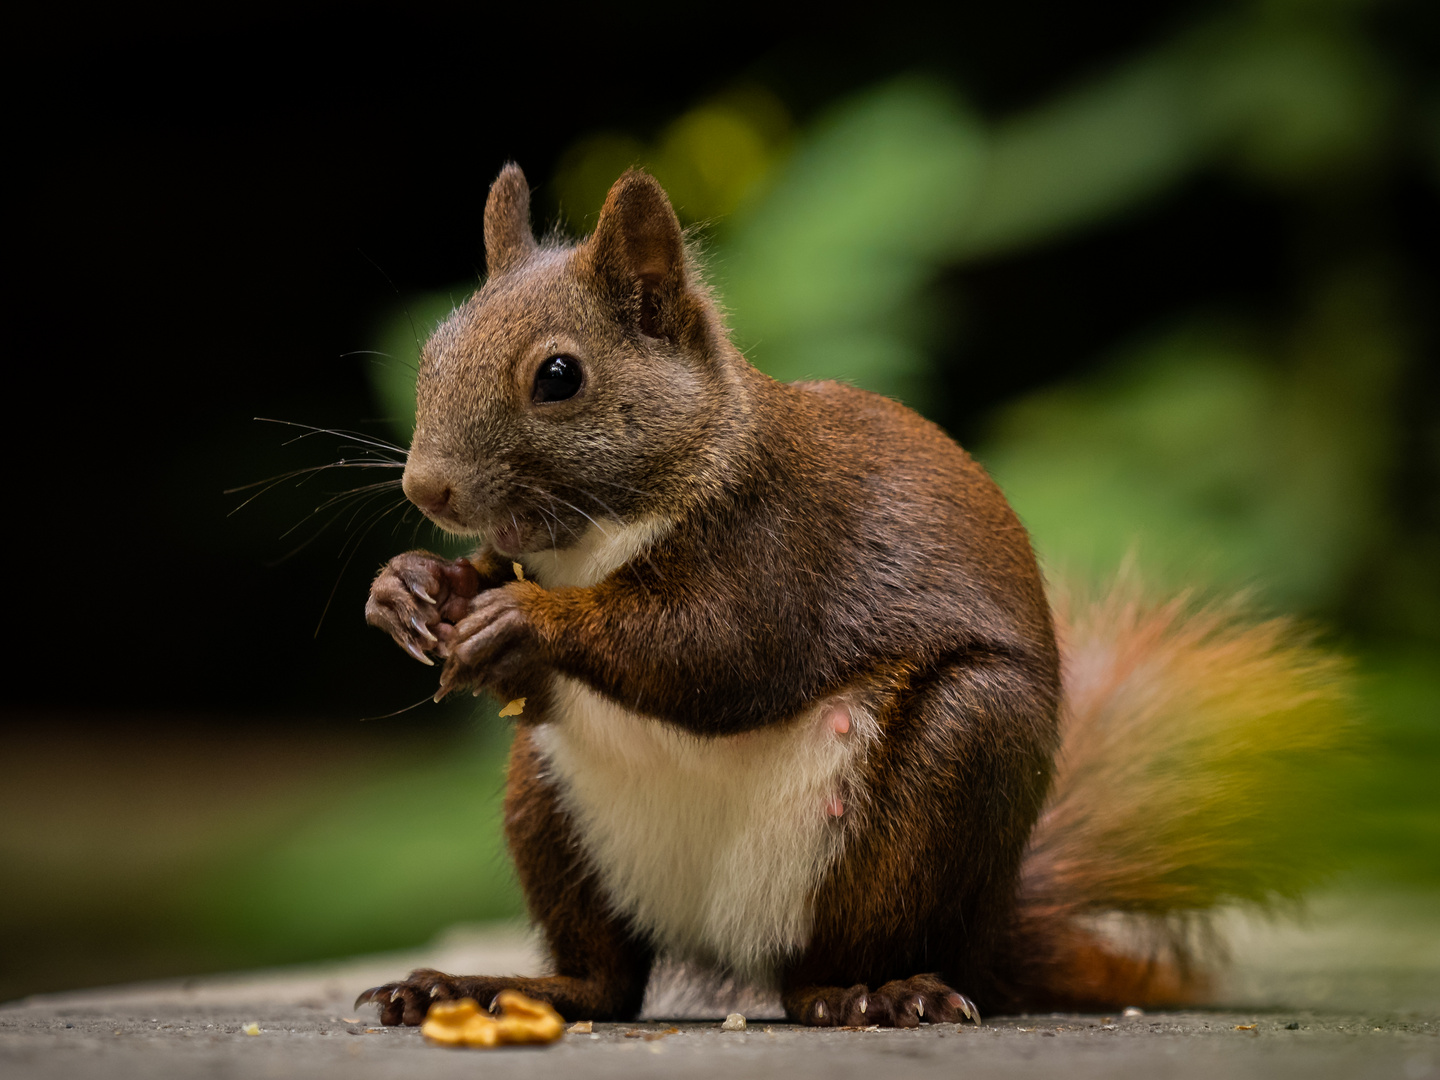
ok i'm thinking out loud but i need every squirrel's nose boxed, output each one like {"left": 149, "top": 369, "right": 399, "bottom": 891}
{"left": 402, "top": 465, "right": 453, "bottom": 519}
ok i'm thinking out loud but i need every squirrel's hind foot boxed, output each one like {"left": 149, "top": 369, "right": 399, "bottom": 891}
{"left": 784, "top": 974, "right": 980, "bottom": 1028}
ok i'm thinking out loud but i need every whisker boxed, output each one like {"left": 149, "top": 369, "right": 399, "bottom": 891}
{"left": 325, "top": 479, "right": 408, "bottom": 520}
{"left": 342, "top": 348, "right": 418, "bottom": 377}
{"left": 360, "top": 690, "right": 440, "bottom": 722}
{"left": 315, "top": 496, "right": 412, "bottom": 637}
{"left": 332, "top": 493, "right": 404, "bottom": 563}
{"left": 514, "top": 481, "right": 607, "bottom": 534}
{"left": 265, "top": 488, "right": 406, "bottom": 565}
{"left": 224, "top": 460, "right": 403, "bottom": 515}
{"left": 332, "top": 492, "right": 402, "bottom": 547}
{"left": 540, "top": 479, "right": 626, "bottom": 520}
{"left": 353, "top": 249, "right": 445, "bottom": 365}
{"left": 252, "top": 417, "right": 409, "bottom": 457}
{"left": 530, "top": 499, "right": 561, "bottom": 549}
{"left": 230, "top": 412, "right": 428, "bottom": 637}
{"left": 276, "top": 483, "right": 404, "bottom": 543}
{"left": 557, "top": 475, "right": 650, "bottom": 498}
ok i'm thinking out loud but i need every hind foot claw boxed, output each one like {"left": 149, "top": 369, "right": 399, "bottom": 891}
{"left": 788, "top": 974, "right": 980, "bottom": 1028}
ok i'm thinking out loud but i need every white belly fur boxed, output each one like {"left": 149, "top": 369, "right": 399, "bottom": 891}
{"left": 519, "top": 518, "right": 878, "bottom": 985}
{"left": 532, "top": 680, "right": 876, "bottom": 984}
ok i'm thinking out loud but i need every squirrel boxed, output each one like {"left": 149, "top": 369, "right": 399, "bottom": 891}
{"left": 355, "top": 163, "right": 1347, "bottom": 1028}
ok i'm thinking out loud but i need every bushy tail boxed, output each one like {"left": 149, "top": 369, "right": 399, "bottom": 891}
{"left": 999, "top": 579, "right": 1355, "bottom": 1010}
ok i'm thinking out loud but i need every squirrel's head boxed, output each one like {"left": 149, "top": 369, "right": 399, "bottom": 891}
{"left": 402, "top": 164, "right": 738, "bottom": 556}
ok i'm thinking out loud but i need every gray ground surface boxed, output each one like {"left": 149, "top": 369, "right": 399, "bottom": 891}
{"left": 4, "top": 892, "right": 1438, "bottom": 1079}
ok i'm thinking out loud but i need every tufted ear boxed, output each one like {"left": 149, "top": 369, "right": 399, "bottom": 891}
{"left": 484, "top": 163, "right": 538, "bottom": 276}
{"left": 587, "top": 170, "right": 687, "bottom": 339}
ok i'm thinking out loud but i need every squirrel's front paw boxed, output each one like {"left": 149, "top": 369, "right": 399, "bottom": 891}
{"left": 365, "top": 552, "right": 482, "bottom": 665}
{"left": 355, "top": 968, "right": 510, "bottom": 1026}
{"left": 435, "top": 581, "right": 546, "bottom": 701}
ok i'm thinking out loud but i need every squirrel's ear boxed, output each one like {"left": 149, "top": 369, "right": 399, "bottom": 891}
{"left": 588, "top": 170, "right": 686, "bottom": 339}
{"left": 484, "top": 163, "right": 538, "bottom": 276}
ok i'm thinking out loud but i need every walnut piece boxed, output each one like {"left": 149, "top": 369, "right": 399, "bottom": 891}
{"left": 420, "top": 991, "right": 564, "bottom": 1048}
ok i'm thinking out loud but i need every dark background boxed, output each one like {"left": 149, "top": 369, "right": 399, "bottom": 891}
{"left": 6, "top": 0, "right": 1437, "bottom": 1000}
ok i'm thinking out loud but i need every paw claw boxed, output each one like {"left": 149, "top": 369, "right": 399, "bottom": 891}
{"left": 793, "top": 975, "right": 979, "bottom": 1028}
{"left": 402, "top": 640, "right": 436, "bottom": 666}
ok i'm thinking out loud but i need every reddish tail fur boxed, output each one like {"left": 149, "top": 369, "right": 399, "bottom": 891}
{"left": 997, "top": 579, "right": 1353, "bottom": 1009}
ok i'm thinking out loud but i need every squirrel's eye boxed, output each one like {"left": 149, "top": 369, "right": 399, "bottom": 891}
{"left": 533, "top": 355, "right": 583, "bottom": 403}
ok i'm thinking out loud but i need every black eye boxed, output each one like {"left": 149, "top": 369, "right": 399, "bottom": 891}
{"left": 532, "top": 355, "right": 583, "bottom": 403}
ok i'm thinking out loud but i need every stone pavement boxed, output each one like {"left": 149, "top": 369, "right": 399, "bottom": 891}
{"left": 3, "top": 892, "right": 1437, "bottom": 1079}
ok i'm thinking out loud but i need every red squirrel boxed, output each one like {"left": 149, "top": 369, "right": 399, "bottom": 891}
{"left": 356, "top": 164, "right": 1337, "bottom": 1027}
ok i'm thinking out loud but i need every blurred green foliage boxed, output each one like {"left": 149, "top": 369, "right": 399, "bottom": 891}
{"left": 190, "top": 710, "right": 520, "bottom": 964}
{"left": 0, "top": 708, "right": 522, "bottom": 1001}
{"left": 553, "top": 85, "right": 793, "bottom": 229}
{"left": 368, "top": 294, "right": 455, "bottom": 445}
{"left": 983, "top": 286, "right": 1399, "bottom": 612}
{"left": 1352, "top": 652, "right": 1440, "bottom": 886}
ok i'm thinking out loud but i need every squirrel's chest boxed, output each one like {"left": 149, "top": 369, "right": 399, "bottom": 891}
{"left": 531, "top": 677, "right": 875, "bottom": 983}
